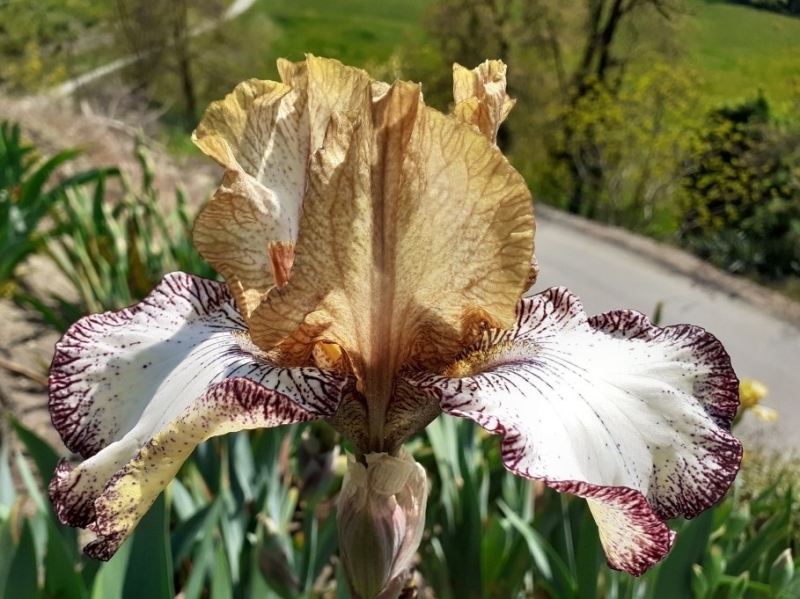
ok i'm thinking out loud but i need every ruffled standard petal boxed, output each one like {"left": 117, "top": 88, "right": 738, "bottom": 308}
{"left": 248, "top": 64, "right": 535, "bottom": 454}
{"left": 407, "top": 287, "right": 741, "bottom": 575}
{"left": 192, "top": 72, "right": 308, "bottom": 317}
{"left": 193, "top": 170, "right": 298, "bottom": 317}
{"left": 192, "top": 55, "right": 374, "bottom": 320}
{"left": 452, "top": 60, "right": 515, "bottom": 145}
{"left": 49, "top": 272, "right": 349, "bottom": 559}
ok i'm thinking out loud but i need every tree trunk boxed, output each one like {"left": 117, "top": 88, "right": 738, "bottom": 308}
{"left": 172, "top": 0, "right": 197, "bottom": 126}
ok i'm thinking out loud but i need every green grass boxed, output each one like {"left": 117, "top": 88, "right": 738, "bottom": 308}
{"left": 211, "top": 0, "right": 800, "bottom": 119}
{"left": 680, "top": 0, "right": 800, "bottom": 115}
{"left": 248, "top": 0, "right": 432, "bottom": 76}
{"left": 150, "top": 0, "right": 434, "bottom": 149}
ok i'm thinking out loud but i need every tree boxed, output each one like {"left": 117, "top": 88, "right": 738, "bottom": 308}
{"left": 0, "top": 0, "right": 109, "bottom": 90}
{"left": 545, "top": 0, "right": 684, "bottom": 214}
{"left": 114, "top": 0, "right": 223, "bottom": 127}
{"left": 413, "top": 0, "right": 686, "bottom": 218}
{"left": 556, "top": 64, "right": 700, "bottom": 227}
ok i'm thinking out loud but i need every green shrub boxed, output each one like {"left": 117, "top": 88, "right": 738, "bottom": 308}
{"left": 679, "top": 95, "right": 800, "bottom": 279}
{"left": 720, "top": 0, "right": 800, "bottom": 17}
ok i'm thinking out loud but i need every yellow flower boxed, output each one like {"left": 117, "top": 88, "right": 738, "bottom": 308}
{"left": 738, "top": 378, "right": 777, "bottom": 422}
{"left": 739, "top": 378, "right": 769, "bottom": 409}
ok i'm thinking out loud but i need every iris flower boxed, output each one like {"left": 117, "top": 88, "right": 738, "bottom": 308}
{"left": 48, "top": 56, "right": 741, "bottom": 591}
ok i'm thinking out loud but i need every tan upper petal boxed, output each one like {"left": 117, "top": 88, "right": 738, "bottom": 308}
{"left": 245, "top": 61, "right": 535, "bottom": 446}
{"left": 452, "top": 60, "right": 516, "bottom": 145}
{"left": 305, "top": 55, "right": 374, "bottom": 153}
{"left": 193, "top": 170, "right": 291, "bottom": 317}
{"left": 192, "top": 56, "right": 373, "bottom": 318}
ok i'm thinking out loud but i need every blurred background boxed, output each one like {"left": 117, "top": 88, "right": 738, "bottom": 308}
{"left": 3, "top": 0, "right": 800, "bottom": 279}
{"left": 1, "top": 0, "right": 799, "bottom": 597}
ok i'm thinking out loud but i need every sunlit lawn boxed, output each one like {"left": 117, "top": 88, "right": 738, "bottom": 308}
{"left": 249, "top": 0, "right": 432, "bottom": 76}
{"left": 680, "top": 0, "right": 800, "bottom": 115}
{"left": 248, "top": 0, "right": 800, "bottom": 116}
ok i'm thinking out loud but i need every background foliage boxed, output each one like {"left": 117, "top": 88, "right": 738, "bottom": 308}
{"left": 2, "top": 0, "right": 798, "bottom": 288}
{"left": 679, "top": 94, "right": 800, "bottom": 278}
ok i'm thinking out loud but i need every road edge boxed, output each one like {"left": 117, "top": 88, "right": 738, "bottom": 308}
{"left": 535, "top": 204, "right": 800, "bottom": 329}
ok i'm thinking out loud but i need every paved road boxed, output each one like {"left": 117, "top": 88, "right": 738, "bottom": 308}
{"left": 532, "top": 207, "right": 800, "bottom": 452}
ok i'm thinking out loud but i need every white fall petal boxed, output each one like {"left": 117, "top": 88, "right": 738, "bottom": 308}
{"left": 48, "top": 272, "right": 349, "bottom": 559}
{"left": 407, "top": 287, "right": 741, "bottom": 575}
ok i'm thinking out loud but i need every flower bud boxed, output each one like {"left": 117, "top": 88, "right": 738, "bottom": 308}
{"left": 337, "top": 448, "right": 427, "bottom": 599}
{"left": 769, "top": 548, "right": 794, "bottom": 595}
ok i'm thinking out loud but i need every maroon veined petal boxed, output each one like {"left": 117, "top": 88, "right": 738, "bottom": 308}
{"left": 48, "top": 272, "right": 349, "bottom": 559}
{"left": 407, "top": 286, "right": 741, "bottom": 575}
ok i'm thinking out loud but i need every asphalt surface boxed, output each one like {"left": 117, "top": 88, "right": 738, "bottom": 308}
{"left": 531, "top": 207, "right": 800, "bottom": 452}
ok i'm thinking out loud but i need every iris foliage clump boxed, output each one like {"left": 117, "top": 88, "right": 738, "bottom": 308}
{"left": 1, "top": 413, "right": 799, "bottom": 598}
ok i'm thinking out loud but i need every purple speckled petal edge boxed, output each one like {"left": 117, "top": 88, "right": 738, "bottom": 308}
{"left": 408, "top": 287, "right": 741, "bottom": 575}
{"left": 48, "top": 272, "right": 348, "bottom": 559}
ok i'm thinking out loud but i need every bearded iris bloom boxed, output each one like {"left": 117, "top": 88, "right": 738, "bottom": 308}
{"left": 48, "top": 56, "right": 741, "bottom": 590}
